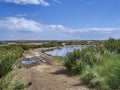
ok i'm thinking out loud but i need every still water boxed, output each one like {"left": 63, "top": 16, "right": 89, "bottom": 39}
{"left": 22, "top": 60, "right": 36, "bottom": 65}
{"left": 44, "top": 45, "right": 86, "bottom": 57}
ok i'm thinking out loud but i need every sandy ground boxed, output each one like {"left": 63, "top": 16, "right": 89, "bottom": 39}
{"left": 15, "top": 48, "right": 92, "bottom": 90}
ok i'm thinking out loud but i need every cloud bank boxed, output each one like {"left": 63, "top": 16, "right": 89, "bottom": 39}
{"left": 0, "top": 17, "right": 42, "bottom": 32}
{"left": 1, "top": 0, "right": 50, "bottom": 6}
{"left": 0, "top": 17, "right": 120, "bottom": 40}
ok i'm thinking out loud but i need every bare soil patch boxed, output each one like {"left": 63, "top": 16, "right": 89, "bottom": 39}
{"left": 15, "top": 48, "right": 92, "bottom": 90}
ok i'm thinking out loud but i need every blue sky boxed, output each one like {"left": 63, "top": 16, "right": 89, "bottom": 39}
{"left": 0, "top": 0, "right": 120, "bottom": 40}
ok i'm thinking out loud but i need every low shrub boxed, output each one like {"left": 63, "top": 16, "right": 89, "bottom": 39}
{"left": 63, "top": 38, "right": 120, "bottom": 89}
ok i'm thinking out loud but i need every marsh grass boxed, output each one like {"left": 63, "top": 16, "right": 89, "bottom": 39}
{"left": 64, "top": 38, "right": 120, "bottom": 89}
{"left": 0, "top": 71, "right": 25, "bottom": 90}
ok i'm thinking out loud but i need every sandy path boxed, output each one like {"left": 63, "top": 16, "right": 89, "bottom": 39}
{"left": 17, "top": 48, "right": 92, "bottom": 90}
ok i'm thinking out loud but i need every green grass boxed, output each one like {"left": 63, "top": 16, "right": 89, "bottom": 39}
{"left": 53, "top": 56, "right": 66, "bottom": 63}
{"left": 0, "top": 44, "right": 36, "bottom": 89}
{"left": 80, "top": 52, "right": 120, "bottom": 89}
{"left": 0, "top": 71, "right": 33, "bottom": 90}
{"left": 0, "top": 72, "right": 25, "bottom": 90}
{"left": 0, "top": 45, "right": 24, "bottom": 78}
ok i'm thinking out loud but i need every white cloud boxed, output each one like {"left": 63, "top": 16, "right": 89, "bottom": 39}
{"left": 0, "top": 17, "right": 42, "bottom": 32}
{"left": 70, "top": 28, "right": 120, "bottom": 33}
{"left": 0, "top": 17, "right": 67, "bottom": 32}
{"left": 0, "top": 17, "right": 120, "bottom": 38}
{"left": 48, "top": 24, "right": 65, "bottom": 31}
{"left": 0, "top": 17, "right": 120, "bottom": 40}
{"left": 1, "top": 0, "right": 50, "bottom": 6}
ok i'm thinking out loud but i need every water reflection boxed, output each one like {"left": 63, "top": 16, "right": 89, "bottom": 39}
{"left": 22, "top": 60, "right": 36, "bottom": 65}
{"left": 44, "top": 45, "right": 86, "bottom": 57}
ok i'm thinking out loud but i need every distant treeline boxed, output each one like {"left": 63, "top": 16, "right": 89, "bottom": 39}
{"left": 0, "top": 40, "right": 103, "bottom": 45}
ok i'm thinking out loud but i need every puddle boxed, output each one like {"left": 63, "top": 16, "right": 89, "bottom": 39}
{"left": 41, "top": 59, "right": 47, "bottom": 63}
{"left": 22, "top": 60, "right": 36, "bottom": 65}
{"left": 40, "top": 57, "right": 47, "bottom": 63}
{"left": 44, "top": 45, "right": 86, "bottom": 57}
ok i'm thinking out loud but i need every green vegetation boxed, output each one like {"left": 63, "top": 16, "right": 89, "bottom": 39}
{"left": 63, "top": 38, "right": 120, "bottom": 90}
{"left": 53, "top": 56, "right": 66, "bottom": 63}
{"left": 104, "top": 38, "right": 120, "bottom": 54}
{"left": 0, "top": 72, "right": 25, "bottom": 90}
{"left": 0, "top": 42, "right": 62, "bottom": 90}
{"left": 0, "top": 71, "right": 32, "bottom": 90}
{"left": 0, "top": 42, "right": 62, "bottom": 77}
{"left": 0, "top": 44, "right": 41, "bottom": 78}
{"left": 0, "top": 44, "right": 39, "bottom": 90}
{"left": 0, "top": 38, "right": 119, "bottom": 90}
{"left": 0, "top": 44, "right": 29, "bottom": 90}
{"left": 0, "top": 45, "right": 24, "bottom": 78}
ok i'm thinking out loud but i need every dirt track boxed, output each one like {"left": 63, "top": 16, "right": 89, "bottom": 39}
{"left": 16, "top": 48, "right": 92, "bottom": 90}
